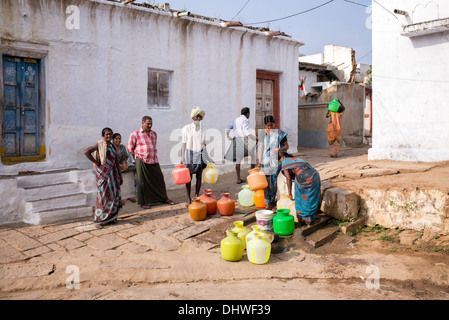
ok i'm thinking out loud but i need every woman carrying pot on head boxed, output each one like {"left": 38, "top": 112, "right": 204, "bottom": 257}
{"left": 84, "top": 127, "right": 123, "bottom": 229}
{"left": 257, "top": 115, "right": 289, "bottom": 211}
{"left": 326, "top": 98, "right": 345, "bottom": 158}
{"left": 279, "top": 152, "right": 321, "bottom": 226}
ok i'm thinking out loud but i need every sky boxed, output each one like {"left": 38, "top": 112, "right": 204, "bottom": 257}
{"left": 134, "top": 0, "right": 373, "bottom": 65}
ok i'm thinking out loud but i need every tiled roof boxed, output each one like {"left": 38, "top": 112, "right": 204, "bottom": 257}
{"left": 103, "top": 0, "right": 303, "bottom": 43}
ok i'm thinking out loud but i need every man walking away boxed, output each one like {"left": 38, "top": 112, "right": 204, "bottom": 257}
{"left": 224, "top": 107, "right": 258, "bottom": 184}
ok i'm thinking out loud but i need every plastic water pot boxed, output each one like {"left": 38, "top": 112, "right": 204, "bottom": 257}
{"left": 247, "top": 168, "right": 268, "bottom": 191}
{"left": 231, "top": 221, "right": 251, "bottom": 248}
{"left": 238, "top": 185, "right": 255, "bottom": 207}
{"left": 328, "top": 98, "right": 340, "bottom": 112}
{"left": 203, "top": 163, "right": 218, "bottom": 184}
{"left": 273, "top": 209, "right": 294, "bottom": 236}
{"left": 220, "top": 230, "right": 244, "bottom": 262}
{"left": 188, "top": 197, "right": 207, "bottom": 221}
{"left": 247, "top": 234, "right": 271, "bottom": 265}
{"left": 277, "top": 194, "right": 294, "bottom": 210}
{"left": 199, "top": 190, "right": 217, "bottom": 215}
{"left": 217, "top": 193, "right": 235, "bottom": 216}
{"left": 253, "top": 190, "right": 265, "bottom": 208}
{"left": 246, "top": 225, "right": 270, "bottom": 245}
{"left": 172, "top": 164, "right": 191, "bottom": 185}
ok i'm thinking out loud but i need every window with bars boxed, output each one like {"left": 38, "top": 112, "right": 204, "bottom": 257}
{"left": 147, "top": 68, "right": 171, "bottom": 109}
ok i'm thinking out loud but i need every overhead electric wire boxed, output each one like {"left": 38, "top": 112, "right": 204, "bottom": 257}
{"left": 245, "top": 0, "right": 334, "bottom": 25}
{"left": 357, "top": 50, "right": 372, "bottom": 63}
{"left": 372, "top": 0, "right": 398, "bottom": 19}
{"left": 230, "top": 0, "right": 250, "bottom": 21}
{"left": 343, "top": 0, "right": 369, "bottom": 8}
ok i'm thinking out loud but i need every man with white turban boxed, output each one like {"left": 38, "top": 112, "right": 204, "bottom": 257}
{"left": 181, "top": 107, "right": 213, "bottom": 205}
{"left": 190, "top": 106, "right": 205, "bottom": 119}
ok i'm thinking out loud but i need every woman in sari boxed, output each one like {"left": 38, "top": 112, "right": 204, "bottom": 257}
{"left": 326, "top": 99, "right": 345, "bottom": 158}
{"left": 280, "top": 152, "right": 321, "bottom": 226}
{"left": 113, "top": 133, "right": 137, "bottom": 203}
{"left": 257, "top": 115, "right": 289, "bottom": 211}
{"left": 85, "top": 127, "right": 123, "bottom": 229}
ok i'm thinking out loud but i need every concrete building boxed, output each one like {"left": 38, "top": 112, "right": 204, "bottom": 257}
{"left": 297, "top": 45, "right": 372, "bottom": 149}
{"left": 369, "top": 0, "right": 449, "bottom": 162}
{"left": 0, "top": 0, "right": 303, "bottom": 225}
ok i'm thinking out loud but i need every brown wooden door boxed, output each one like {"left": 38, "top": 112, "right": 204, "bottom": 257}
{"left": 256, "top": 71, "right": 280, "bottom": 135}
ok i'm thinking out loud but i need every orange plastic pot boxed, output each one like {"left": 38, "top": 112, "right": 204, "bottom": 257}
{"left": 199, "top": 190, "right": 217, "bottom": 215}
{"left": 173, "top": 164, "right": 191, "bottom": 185}
{"left": 188, "top": 197, "right": 207, "bottom": 221}
{"left": 253, "top": 189, "right": 265, "bottom": 208}
{"left": 217, "top": 193, "right": 235, "bottom": 216}
{"left": 247, "top": 168, "right": 268, "bottom": 191}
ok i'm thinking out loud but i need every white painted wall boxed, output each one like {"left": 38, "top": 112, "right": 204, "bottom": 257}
{"left": 368, "top": 0, "right": 449, "bottom": 162}
{"left": 322, "top": 45, "right": 354, "bottom": 82}
{"left": 299, "top": 45, "right": 355, "bottom": 82}
{"left": 298, "top": 53, "right": 323, "bottom": 65}
{"left": 0, "top": 0, "right": 303, "bottom": 175}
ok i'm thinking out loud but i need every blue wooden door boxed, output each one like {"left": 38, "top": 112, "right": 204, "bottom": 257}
{"left": 2, "top": 56, "right": 40, "bottom": 159}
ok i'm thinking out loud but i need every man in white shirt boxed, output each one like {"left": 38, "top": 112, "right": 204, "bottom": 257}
{"left": 181, "top": 107, "right": 212, "bottom": 204}
{"left": 224, "top": 107, "right": 258, "bottom": 184}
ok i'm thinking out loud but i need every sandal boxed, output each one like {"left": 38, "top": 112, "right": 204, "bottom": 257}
{"left": 165, "top": 199, "right": 175, "bottom": 205}
{"left": 236, "top": 179, "right": 246, "bottom": 184}
{"left": 127, "top": 197, "right": 136, "bottom": 203}
{"left": 141, "top": 204, "right": 151, "bottom": 209}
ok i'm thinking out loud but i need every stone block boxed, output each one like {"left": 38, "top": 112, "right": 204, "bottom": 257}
{"left": 341, "top": 217, "right": 366, "bottom": 234}
{"left": 306, "top": 225, "right": 339, "bottom": 248}
{"left": 321, "top": 187, "right": 359, "bottom": 220}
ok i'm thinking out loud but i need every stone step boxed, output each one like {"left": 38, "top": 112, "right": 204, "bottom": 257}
{"left": 23, "top": 181, "right": 83, "bottom": 201}
{"left": 23, "top": 205, "right": 93, "bottom": 226}
{"left": 306, "top": 224, "right": 340, "bottom": 248}
{"left": 17, "top": 171, "right": 76, "bottom": 189}
{"left": 25, "top": 193, "right": 88, "bottom": 213}
{"left": 300, "top": 214, "right": 332, "bottom": 237}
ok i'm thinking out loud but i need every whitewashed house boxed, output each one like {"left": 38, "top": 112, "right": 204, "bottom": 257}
{"left": 369, "top": 0, "right": 449, "bottom": 162}
{"left": 297, "top": 45, "right": 372, "bottom": 149}
{"left": 0, "top": 0, "right": 303, "bottom": 225}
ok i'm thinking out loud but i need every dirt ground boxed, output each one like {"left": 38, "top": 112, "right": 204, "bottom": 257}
{"left": 0, "top": 146, "right": 448, "bottom": 302}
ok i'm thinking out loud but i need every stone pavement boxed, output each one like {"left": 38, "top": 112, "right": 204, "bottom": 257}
{"left": 1, "top": 146, "right": 448, "bottom": 299}
{"left": 0, "top": 202, "right": 255, "bottom": 265}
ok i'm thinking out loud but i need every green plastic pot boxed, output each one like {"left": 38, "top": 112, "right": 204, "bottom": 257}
{"left": 273, "top": 209, "right": 294, "bottom": 236}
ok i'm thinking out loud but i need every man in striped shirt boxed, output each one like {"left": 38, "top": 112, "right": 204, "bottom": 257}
{"left": 127, "top": 116, "right": 175, "bottom": 209}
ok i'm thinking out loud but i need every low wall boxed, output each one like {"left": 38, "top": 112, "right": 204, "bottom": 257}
{"left": 298, "top": 83, "right": 365, "bottom": 149}
{"left": 359, "top": 188, "right": 449, "bottom": 234}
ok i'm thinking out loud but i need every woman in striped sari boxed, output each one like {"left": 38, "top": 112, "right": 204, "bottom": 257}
{"left": 280, "top": 152, "right": 321, "bottom": 226}
{"left": 85, "top": 127, "right": 123, "bottom": 229}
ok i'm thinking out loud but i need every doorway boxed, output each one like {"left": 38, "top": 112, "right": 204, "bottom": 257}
{"left": 1, "top": 55, "right": 44, "bottom": 164}
{"left": 255, "top": 70, "right": 280, "bottom": 134}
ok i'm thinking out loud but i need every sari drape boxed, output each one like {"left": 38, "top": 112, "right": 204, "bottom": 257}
{"left": 281, "top": 158, "right": 321, "bottom": 223}
{"left": 261, "top": 129, "right": 288, "bottom": 206}
{"left": 327, "top": 112, "right": 342, "bottom": 158}
{"left": 94, "top": 143, "right": 122, "bottom": 225}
